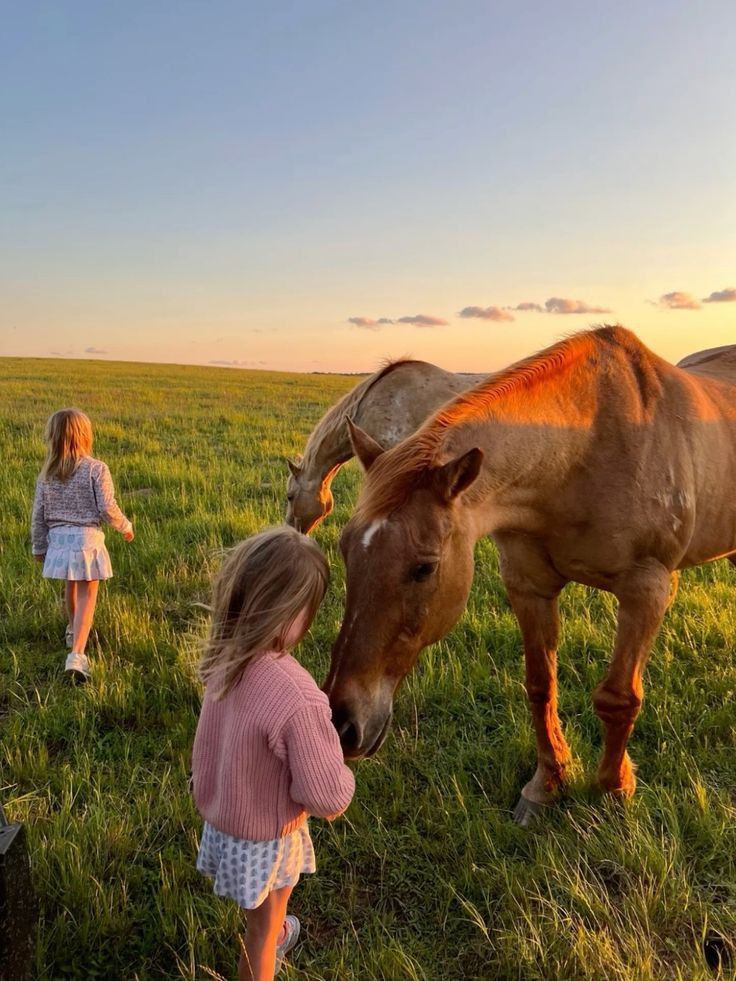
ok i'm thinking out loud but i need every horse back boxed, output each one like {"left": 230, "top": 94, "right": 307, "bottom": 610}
{"left": 516, "top": 331, "right": 736, "bottom": 574}
{"left": 677, "top": 344, "right": 736, "bottom": 384}
{"left": 357, "top": 361, "right": 484, "bottom": 447}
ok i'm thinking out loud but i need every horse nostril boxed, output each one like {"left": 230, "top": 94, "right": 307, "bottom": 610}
{"left": 338, "top": 720, "right": 358, "bottom": 751}
{"left": 332, "top": 706, "right": 363, "bottom": 755}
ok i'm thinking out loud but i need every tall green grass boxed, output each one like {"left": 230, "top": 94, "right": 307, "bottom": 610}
{"left": 1, "top": 357, "right": 734, "bottom": 980}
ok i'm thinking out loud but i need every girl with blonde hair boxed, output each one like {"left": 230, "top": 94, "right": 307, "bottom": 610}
{"left": 191, "top": 525, "right": 354, "bottom": 981}
{"left": 31, "top": 408, "right": 133, "bottom": 681}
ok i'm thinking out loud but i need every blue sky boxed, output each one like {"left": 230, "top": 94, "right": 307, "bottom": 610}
{"left": 1, "top": 1, "right": 734, "bottom": 371}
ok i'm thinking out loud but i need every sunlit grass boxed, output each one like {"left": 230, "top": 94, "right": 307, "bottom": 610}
{"left": 1, "top": 357, "right": 735, "bottom": 979}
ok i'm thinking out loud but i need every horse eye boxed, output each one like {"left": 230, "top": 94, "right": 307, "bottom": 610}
{"left": 286, "top": 492, "right": 295, "bottom": 502}
{"left": 411, "top": 561, "right": 437, "bottom": 583}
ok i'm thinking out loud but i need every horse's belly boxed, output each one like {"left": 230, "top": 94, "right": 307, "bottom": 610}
{"left": 680, "top": 525, "right": 736, "bottom": 567}
{"left": 679, "top": 496, "right": 736, "bottom": 567}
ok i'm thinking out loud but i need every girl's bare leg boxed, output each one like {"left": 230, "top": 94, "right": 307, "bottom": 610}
{"left": 72, "top": 580, "right": 99, "bottom": 655}
{"left": 65, "top": 581, "right": 77, "bottom": 631}
{"left": 239, "top": 885, "right": 293, "bottom": 981}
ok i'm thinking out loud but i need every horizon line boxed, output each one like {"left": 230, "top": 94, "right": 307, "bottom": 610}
{"left": 0, "top": 353, "right": 383, "bottom": 377}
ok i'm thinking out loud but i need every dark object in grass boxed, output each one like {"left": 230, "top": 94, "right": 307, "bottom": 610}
{"left": 0, "top": 805, "right": 37, "bottom": 981}
{"left": 703, "top": 930, "right": 731, "bottom": 973}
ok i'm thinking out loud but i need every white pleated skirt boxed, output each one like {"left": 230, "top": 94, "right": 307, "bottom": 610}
{"left": 42, "top": 526, "right": 113, "bottom": 581}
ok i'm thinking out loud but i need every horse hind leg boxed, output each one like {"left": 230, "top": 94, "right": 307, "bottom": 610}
{"left": 507, "top": 589, "right": 571, "bottom": 825}
{"left": 593, "top": 564, "right": 671, "bottom": 797}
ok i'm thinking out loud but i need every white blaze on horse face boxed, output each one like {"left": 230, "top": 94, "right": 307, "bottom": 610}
{"left": 361, "top": 519, "right": 387, "bottom": 550}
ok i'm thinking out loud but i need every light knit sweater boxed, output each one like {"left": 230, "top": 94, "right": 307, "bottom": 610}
{"left": 31, "top": 456, "right": 132, "bottom": 553}
{"left": 192, "top": 650, "right": 355, "bottom": 841}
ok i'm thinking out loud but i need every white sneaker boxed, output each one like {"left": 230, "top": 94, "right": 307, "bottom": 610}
{"left": 275, "top": 915, "right": 300, "bottom": 971}
{"left": 65, "top": 652, "right": 91, "bottom": 683}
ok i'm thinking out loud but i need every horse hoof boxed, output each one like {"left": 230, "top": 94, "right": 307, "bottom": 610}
{"left": 512, "top": 794, "right": 547, "bottom": 827}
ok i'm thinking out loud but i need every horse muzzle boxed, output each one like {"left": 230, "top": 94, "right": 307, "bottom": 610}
{"left": 328, "top": 687, "right": 394, "bottom": 760}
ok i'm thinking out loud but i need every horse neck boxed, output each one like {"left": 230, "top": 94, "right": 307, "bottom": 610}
{"left": 300, "top": 375, "right": 378, "bottom": 483}
{"left": 440, "top": 366, "right": 597, "bottom": 537}
{"left": 300, "top": 414, "right": 352, "bottom": 484}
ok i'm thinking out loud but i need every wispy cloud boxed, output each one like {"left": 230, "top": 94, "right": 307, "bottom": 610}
{"left": 397, "top": 314, "right": 449, "bottom": 327}
{"left": 348, "top": 316, "right": 391, "bottom": 330}
{"left": 51, "top": 350, "right": 75, "bottom": 357}
{"left": 209, "top": 359, "right": 267, "bottom": 367}
{"left": 509, "top": 302, "right": 545, "bottom": 313}
{"left": 654, "top": 291, "right": 701, "bottom": 310}
{"left": 348, "top": 297, "right": 614, "bottom": 330}
{"left": 703, "top": 287, "right": 736, "bottom": 304}
{"left": 459, "top": 305, "right": 515, "bottom": 323}
{"left": 544, "top": 297, "right": 612, "bottom": 315}
{"left": 84, "top": 345, "right": 108, "bottom": 354}
{"left": 349, "top": 313, "right": 447, "bottom": 329}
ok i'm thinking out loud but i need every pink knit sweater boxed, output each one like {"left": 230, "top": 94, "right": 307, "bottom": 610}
{"left": 192, "top": 650, "right": 355, "bottom": 841}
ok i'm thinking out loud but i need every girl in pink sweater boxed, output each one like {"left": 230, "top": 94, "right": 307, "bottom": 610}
{"left": 192, "top": 526, "right": 355, "bottom": 981}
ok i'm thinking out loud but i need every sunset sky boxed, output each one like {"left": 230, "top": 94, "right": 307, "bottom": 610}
{"left": 1, "top": 1, "right": 734, "bottom": 373}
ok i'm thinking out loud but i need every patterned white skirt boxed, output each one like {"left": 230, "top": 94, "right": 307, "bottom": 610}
{"left": 197, "top": 821, "right": 316, "bottom": 909}
{"left": 43, "top": 526, "right": 113, "bottom": 581}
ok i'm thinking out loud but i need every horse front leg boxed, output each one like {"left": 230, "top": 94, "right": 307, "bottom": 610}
{"left": 507, "top": 590, "right": 571, "bottom": 825}
{"left": 593, "top": 565, "right": 672, "bottom": 796}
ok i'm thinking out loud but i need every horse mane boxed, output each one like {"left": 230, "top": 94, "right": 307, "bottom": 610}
{"left": 356, "top": 325, "right": 643, "bottom": 519}
{"left": 300, "top": 358, "right": 425, "bottom": 470}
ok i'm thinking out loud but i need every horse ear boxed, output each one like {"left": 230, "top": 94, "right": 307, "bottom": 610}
{"left": 433, "top": 448, "right": 483, "bottom": 501}
{"left": 287, "top": 458, "right": 302, "bottom": 478}
{"left": 346, "top": 417, "right": 385, "bottom": 472}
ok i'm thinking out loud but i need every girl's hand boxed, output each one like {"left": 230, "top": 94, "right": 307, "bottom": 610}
{"left": 123, "top": 528, "right": 135, "bottom": 542}
{"left": 33, "top": 553, "right": 45, "bottom": 563}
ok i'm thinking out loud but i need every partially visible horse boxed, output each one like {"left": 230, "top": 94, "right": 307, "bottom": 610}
{"left": 285, "top": 361, "right": 487, "bottom": 533}
{"left": 677, "top": 343, "right": 736, "bottom": 380}
{"left": 324, "top": 326, "right": 736, "bottom": 824}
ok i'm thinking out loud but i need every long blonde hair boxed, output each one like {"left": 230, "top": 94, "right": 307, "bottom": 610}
{"left": 41, "top": 408, "right": 93, "bottom": 481}
{"left": 200, "top": 526, "right": 329, "bottom": 698}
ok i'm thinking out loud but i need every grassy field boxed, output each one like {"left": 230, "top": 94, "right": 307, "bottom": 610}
{"left": 1, "top": 356, "right": 735, "bottom": 981}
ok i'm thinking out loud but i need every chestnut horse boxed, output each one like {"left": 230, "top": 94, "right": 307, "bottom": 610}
{"left": 285, "top": 361, "right": 487, "bottom": 533}
{"left": 324, "top": 326, "right": 736, "bottom": 824}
